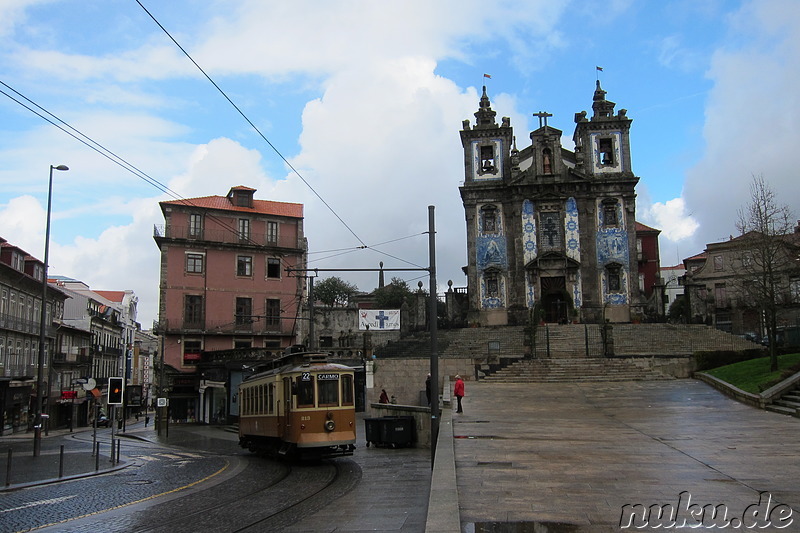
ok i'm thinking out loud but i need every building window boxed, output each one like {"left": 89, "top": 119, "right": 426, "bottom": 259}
{"left": 237, "top": 255, "right": 253, "bottom": 277}
{"left": 713, "top": 255, "right": 724, "bottom": 272}
{"left": 486, "top": 273, "right": 499, "bottom": 297}
{"left": 238, "top": 218, "right": 250, "bottom": 241}
{"left": 265, "top": 298, "right": 281, "bottom": 326}
{"left": 183, "top": 340, "right": 201, "bottom": 366}
{"left": 607, "top": 265, "right": 621, "bottom": 292}
{"left": 184, "top": 295, "right": 203, "bottom": 328}
{"left": 602, "top": 202, "right": 618, "bottom": 228}
{"left": 186, "top": 253, "right": 204, "bottom": 274}
{"left": 235, "top": 297, "right": 252, "bottom": 325}
{"left": 714, "top": 283, "right": 727, "bottom": 308}
{"left": 481, "top": 206, "right": 497, "bottom": 233}
{"left": 790, "top": 277, "right": 800, "bottom": 303}
{"left": 598, "top": 137, "right": 614, "bottom": 165}
{"left": 267, "top": 258, "right": 281, "bottom": 279}
{"left": 267, "top": 221, "right": 278, "bottom": 245}
{"left": 189, "top": 214, "right": 202, "bottom": 237}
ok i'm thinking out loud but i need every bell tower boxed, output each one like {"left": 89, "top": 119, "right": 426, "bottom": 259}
{"left": 573, "top": 80, "right": 634, "bottom": 178}
{"left": 460, "top": 86, "right": 513, "bottom": 183}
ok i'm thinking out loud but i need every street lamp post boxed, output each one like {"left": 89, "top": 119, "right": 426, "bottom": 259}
{"left": 33, "top": 164, "right": 69, "bottom": 457}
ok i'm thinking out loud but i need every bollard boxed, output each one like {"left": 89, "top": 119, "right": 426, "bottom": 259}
{"left": 116, "top": 440, "right": 121, "bottom": 464}
{"left": 59, "top": 445, "right": 64, "bottom": 478}
{"left": 5, "top": 449, "right": 11, "bottom": 487}
{"left": 95, "top": 443, "right": 100, "bottom": 471}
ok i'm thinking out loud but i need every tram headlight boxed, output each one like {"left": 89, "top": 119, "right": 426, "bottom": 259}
{"left": 324, "top": 412, "right": 335, "bottom": 432}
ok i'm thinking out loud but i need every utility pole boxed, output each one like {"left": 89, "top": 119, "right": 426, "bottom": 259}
{"left": 428, "top": 206, "right": 440, "bottom": 468}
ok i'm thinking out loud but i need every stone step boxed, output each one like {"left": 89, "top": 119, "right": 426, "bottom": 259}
{"left": 774, "top": 399, "right": 800, "bottom": 409}
{"left": 766, "top": 404, "right": 798, "bottom": 416}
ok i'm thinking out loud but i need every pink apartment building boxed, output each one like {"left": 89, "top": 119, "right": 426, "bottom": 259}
{"left": 153, "top": 186, "right": 306, "bottom": 423}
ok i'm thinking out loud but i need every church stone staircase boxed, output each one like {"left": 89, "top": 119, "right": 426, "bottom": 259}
{"left": 375, "top": 323, "right": 762, "bottom": 383}
{"left": 482, "top": 356, "right": 670, "bottom": 383}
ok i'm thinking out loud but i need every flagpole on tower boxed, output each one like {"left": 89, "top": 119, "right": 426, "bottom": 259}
{"left": 596, "top": 66, "right": 603, "bottom": 81}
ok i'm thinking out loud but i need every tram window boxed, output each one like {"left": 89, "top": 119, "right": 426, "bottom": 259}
{"left": 296, "top": 376, "right": 315, "bottom": 408}
{"left": 267, "top": 383, "right": 274, "bottom": 414}
{"left": 243, "top": 388, "right": 249, "bottom": 415}
{"left": 262, "top": 385, "right": 267, "bottom": 414}
{"left": 318, "top": 379, "right": 339, "bottom": 407}
{"left": 341, "top": 375, "right": 354, "bottom": 406}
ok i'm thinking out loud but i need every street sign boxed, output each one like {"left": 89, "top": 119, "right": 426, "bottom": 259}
{"left": 82, "top": 378, "right": 96, "bottom": 391}
{"left": 157, "top": 398, "right": 169, "bottom": 408}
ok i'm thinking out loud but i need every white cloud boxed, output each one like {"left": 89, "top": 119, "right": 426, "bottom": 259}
{"left": 683, "top": 0, "right": 800, "bottom": 251}
{"left": 642, "top": 197, "right": 699, "bottom": 242}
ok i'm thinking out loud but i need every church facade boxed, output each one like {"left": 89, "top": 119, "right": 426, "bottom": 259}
{"left": 459, "top": 82, "right": 642, "bottom": 326}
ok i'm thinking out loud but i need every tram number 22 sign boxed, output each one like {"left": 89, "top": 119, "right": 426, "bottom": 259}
{"left": 301, "top": 372, "right": 339, "bottom": 381}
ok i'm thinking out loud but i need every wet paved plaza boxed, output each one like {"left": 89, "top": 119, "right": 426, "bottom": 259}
{"left": 452, "top": 380, "right": 800, "bottom": 531}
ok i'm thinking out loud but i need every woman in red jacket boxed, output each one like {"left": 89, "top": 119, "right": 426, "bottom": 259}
{"left": 453, "top": 375, "right": 465, "bottom": 413}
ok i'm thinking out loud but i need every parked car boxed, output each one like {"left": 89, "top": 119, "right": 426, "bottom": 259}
{"left": 741, "top": 332, "right": 761, "bottom": 343}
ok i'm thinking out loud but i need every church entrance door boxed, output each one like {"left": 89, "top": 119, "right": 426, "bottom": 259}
{"left": 540, "top": 276, "right": 568, "bottom": 323}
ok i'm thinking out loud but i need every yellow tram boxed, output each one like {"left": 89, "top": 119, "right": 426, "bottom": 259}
{"left": 238, "top": 351, "right": 356, "bottom": 459}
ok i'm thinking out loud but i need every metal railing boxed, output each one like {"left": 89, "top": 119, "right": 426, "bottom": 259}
{"left": 153, "top": 224, "right": 302, "bottom": 250}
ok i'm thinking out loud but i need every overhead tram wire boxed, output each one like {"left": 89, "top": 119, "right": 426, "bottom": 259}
{"left": 0, "top": 79, "right": 293, "bottom": 257}
{"left": 307, "top": 232, "right": 429, "bottom": 266}
{"left": 136, "top": 0, "right": 368, "bottom": 250}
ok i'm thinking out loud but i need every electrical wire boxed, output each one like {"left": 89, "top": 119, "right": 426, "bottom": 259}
{"left": 135, "top": 0, "right": 368, "bottom": 249}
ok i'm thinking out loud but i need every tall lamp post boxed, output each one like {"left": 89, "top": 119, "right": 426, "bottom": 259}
{"left": 33, "top": 164, "right": 69, "bottom": 457}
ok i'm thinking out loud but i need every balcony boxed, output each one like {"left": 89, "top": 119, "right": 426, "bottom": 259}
{"left": 159, "top": 317, "right": 293, "bottom": 336}
{"left": 3, "top": 364, "right": 36, "bottom": 379}
{"left": 154, "top": 224, "right": 302, "bottom": 250}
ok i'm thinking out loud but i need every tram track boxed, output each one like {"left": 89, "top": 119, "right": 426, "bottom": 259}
{"left": 120, "top": 457, "right": 361, "bottom": 533}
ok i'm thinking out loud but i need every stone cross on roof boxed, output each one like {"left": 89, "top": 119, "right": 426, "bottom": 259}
{"left": 533, "top": 111, "right": 553, "bottom": 128}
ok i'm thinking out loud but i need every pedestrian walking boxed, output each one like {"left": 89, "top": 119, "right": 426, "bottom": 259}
{"left": 454, "top": 375, "right": 465, "bottom": 413}
{"left": 425, "top": 373, "right": 431, "bottom": 406}
{"left": 379, "top": 388, "right": 389, "bottom": 404}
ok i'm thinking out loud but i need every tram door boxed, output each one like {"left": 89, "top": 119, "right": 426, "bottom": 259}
{"left": 282, "top": 377, "right": 292, "bottom": 440}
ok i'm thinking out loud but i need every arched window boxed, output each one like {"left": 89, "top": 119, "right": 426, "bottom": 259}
{"left": 542, "top": 147, "right": 552, "bottom": 174}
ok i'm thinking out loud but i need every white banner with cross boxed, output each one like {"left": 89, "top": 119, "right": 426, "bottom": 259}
{"left": 358, "top": 309, "right": 400, "bottom": 330}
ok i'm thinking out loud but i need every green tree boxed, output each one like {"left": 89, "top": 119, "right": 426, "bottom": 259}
{"left": 374, "top": 277, "right": 416, "bottom": 309}
{"left": 314, "top": 276, "right": 359, "bottom": 307}
{"left": 667, "top": 296, "right": 687, "bottom": 323}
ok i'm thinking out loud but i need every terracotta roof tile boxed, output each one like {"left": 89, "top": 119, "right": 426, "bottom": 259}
{"left": 635, "top": 221, "right": 660, "bottom": 233}
{"left": 95, "top": 290, "right": 127, "bottom": 302}
{"left": 161, "top": 195, "right": 303, "bottom": 218}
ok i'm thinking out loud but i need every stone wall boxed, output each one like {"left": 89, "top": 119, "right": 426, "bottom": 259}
{"left": 366, "top": 357, "right": 474, "bottom": 408}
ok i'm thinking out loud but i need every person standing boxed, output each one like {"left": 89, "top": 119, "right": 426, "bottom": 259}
{"left": 453, "top": 375, "right": 465, "bottom": 413}
{"left": 425, "top": 373, "right": 431, "bottom": 406}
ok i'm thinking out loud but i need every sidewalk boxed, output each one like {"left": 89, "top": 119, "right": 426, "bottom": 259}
{"left": 0, "top": 421, "right": 146, "bottom": 491}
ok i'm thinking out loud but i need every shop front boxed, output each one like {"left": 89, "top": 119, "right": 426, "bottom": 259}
{"left": 1, "top": 382, "right": 32, "bottom": 435}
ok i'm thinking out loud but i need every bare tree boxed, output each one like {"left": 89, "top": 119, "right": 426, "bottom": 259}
{"left": 734, "top": 175, "right": 798, "bottom": 371}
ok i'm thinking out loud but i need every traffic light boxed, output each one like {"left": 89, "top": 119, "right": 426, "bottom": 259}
{"left": 108, "top": 377, "right": 124, "bottom": 405}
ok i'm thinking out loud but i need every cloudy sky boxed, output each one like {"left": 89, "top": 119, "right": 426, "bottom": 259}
{"left": 1, "top": 0, "right": 798, "bottom": 327}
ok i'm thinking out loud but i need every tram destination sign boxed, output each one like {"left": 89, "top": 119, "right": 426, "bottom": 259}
{"left": 318, "top": 373, "right": 340, "bottom": 380}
